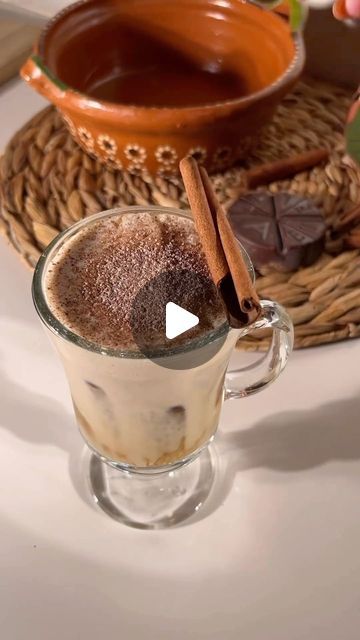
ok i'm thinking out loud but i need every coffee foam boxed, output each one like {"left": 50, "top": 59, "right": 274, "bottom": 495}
{"left": 46, "top": 212, "right": 226, "bottom": 350}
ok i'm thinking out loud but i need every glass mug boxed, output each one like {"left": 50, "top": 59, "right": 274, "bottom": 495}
{"left": 33, "top": 206, "right": 293, "bottom": 528}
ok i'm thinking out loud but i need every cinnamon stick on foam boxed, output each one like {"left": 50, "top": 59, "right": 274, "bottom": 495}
{"left": 180, "top": 157, "right": 261, "bottom": 328}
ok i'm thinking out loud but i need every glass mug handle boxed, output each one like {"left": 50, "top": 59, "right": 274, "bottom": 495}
{"left": 225, "top": 300, "right": 294, "bottom": 400}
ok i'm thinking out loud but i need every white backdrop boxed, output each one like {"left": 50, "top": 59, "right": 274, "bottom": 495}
{"left": 1, "top": 0, "right": 70, "bottom": 18}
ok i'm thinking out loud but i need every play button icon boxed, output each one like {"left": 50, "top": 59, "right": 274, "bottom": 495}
{"left": 165, "top": 302, "right": 199, "bottom": 340}
{"left": 130, "top": 268, "right": 228, "bottom": 369}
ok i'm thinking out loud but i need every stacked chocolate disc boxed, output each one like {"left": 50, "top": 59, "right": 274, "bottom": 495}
{"left": 227, "top": 150, "right": 329, "bottom": 273}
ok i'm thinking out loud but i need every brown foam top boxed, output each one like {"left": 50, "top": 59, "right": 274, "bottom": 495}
{"left": 46, "top": 212, "right": 227, "bottom": 351}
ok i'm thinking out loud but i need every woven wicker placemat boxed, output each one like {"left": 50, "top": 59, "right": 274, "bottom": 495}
{"left": 1, "top": 78, "right": 360, "bottom": 350}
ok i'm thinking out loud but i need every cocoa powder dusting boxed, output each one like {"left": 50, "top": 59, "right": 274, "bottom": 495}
{"left": 46, "top": 212, "right": 226, "bottom": 350}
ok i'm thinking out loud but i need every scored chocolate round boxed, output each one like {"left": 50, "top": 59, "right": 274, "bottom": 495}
{"left": 228, "top": 191, "right": 326, "bottom": 273}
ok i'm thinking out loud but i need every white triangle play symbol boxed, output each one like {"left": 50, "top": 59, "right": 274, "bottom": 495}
{"left": 165, "top": 302, "right": 199, "bottom": 340}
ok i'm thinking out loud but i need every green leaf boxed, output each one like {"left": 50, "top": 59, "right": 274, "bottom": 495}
{"left": 252, "top": 0, "right": 307, "bottom": 31}
{"left": 32, "top": 55, "right": 68, "bottom": 91}
{"left": 346, "top": 106, "right": 360, "bottom": 165}
{"left": 253, "top": 0, "right": 283, "bottom": 7}
{"left": 288, "top": 0, "right": 307, "bottom": 31}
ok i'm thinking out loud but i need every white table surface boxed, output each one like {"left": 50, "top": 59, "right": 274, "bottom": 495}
{"left": 1, "top": 80, "right": 360, "bottom": 640}
{"left": 0, "top": 0, "right": 69, "bottom": 19}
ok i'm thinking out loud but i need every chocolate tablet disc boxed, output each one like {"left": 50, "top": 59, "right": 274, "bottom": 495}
{"left": 228, "top": 192, "right": 326, "bottom": 272}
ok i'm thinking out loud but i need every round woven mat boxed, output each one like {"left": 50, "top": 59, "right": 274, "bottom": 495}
{"left": 1, "top": 78, "right": 360, "bottom": 350}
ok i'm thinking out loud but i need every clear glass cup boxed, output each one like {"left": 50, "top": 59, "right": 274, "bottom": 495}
{"left": 32, "top": 206, "right": 293, "bottom": 528}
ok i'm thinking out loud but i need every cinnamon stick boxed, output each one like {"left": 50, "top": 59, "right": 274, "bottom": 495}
{"left": 199, "top": 167, "right": 261, "bottom": 325}
{"left": 246, "top": 148, "right": 330, "bottom": 189}
{"left": 180, "top": 157, "right": 261, "bottom": 327}
{"left": 179, "top": 157, "right": 228, "bottom": 285}
{"left": 345, "top": 232, "right": 360, "bottom": 249}
{"left": 332, "top": 203, "right": 360, "bottom": 234}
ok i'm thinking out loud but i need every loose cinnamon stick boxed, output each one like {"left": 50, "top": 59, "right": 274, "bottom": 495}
{"left": 333, "top": 203, "right": 360, "bottom": 234}
{"left": 180, "top": 157, "right": 261, "bottom": 327}
{"left": 345, "top": 232, "right": 360, "bottom": 249}
{"left": 246, "top": 148, "right": 330, "bottom": 189}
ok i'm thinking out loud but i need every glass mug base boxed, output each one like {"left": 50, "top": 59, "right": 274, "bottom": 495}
{"left": 87, "top": 445, "right": 216, "bottom": 529}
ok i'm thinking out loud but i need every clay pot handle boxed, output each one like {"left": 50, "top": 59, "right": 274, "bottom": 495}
{"left": 20, "top": 55, "right": 68, "bottom": 107}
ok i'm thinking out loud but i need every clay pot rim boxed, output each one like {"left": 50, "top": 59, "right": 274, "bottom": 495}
{"left": 36, "top": 0, "right": 305, "bottom": 116}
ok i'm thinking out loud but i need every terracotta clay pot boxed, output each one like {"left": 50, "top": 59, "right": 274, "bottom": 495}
{"left": 21, "top": 0, "right": 305, "bottom": 177}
